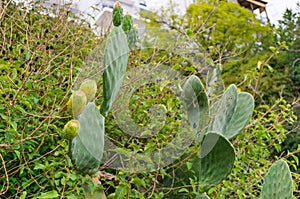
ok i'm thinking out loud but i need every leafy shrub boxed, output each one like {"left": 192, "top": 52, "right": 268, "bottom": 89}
{"left": 0, "top": 1, "right": 99, "bottom": 198}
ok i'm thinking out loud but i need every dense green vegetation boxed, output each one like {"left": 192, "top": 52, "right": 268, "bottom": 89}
{"left": 0, "top": 0, "right": 299, "bottom": 198}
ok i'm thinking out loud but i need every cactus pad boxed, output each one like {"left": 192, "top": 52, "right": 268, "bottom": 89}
{"left": 100, "top": 26, "right": 129, "bottom": 116}
{"left": 71, "top": 102, "right": 105, "bottom": 175}
{"left": 261, "top": 159, "right": 293, "bottom": 199}
{"left": 224, "top": 92, "right": 254, "bottom": 139}
{"left": 209, "top": 85, "right": 254, "bottom": 139}
{"left": 209, "top": 84, "right": 238, "bottom": 135}
{"left": 183, "top": 75, "right": 209, "bottom": 141}
{"left": 192, "top": 132, "right": 235, "bottom": 191}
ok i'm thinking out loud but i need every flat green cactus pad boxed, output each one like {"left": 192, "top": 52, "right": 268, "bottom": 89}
{"left": 262, "top": 159, "right": 293, "bottom": 199}
{"left": 192, "top": 132, "right": 235, "bottom": 191}
{"left": 100, "top": 26, "right": 129, "bottom": 116}
{"left": 183, "top": 75, "right": 209, "bottom": 136}
{"left": 224, "top": 92, "right": 254, "bottom": 139}
{"left": 209, "top": 85, "right": 254, "bottom": 139}
{"left": 209, "top": 84, "right": 238, "bottom": 135}
{"left": 71, "top": 102, "right": 105, "bottom": 174}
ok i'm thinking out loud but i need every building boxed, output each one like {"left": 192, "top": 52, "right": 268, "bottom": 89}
{"left": 229, "top": 0, "right": 269, "bottom": 23}
{"left": 34, "top": 0, "right": 81, "bottom": 16}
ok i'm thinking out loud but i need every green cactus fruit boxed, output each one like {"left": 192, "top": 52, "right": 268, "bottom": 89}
{"left": 112, "top": 1, "right": 123, "bottom": 27}
{"left": 122, "top": 12, "right": 133, "bottom": 33}
{"left": 192, "top": 132, "right": 235, "bottom": 192}
{"left": 71, "top": 102, "right": 105, "bottom": 175}
{"left": 62, "top": 120, "right": 80, "bottom": 140}
{"left": 79, "top": 79, "right": 97, "bottom": 102}
{"left": 100, "top": 26, "right": 129, "bottom": 116}
{"left": 262, "top": 159, "right": 293, "bottom": 199}
{"left": 68, "top": 90, "right": 87, "bottom": 117}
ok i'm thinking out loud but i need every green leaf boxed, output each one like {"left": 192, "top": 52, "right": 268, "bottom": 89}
{"left": 114, "top": 185, "right": 128, "bottom": 199}
{"left": 178, "top": 188, "right": 189, "bottom": 193}
{"left": 34, "top": 163, "right": 46, "bottom": 170}
{"left": 20, "top": 191, "right": 27, "bottom": 199}
{"left": 39, "top": 190, "right": 59, "bottom": 199}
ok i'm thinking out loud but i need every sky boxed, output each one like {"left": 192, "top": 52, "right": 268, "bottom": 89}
{"left": 77, "top": 0, "right": 299, "bottom": 25}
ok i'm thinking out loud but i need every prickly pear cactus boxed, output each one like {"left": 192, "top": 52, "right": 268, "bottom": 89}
{"left": 128, "top": 24, "right": 138, "bottom": 49}
{"left": 209, "top": 84, "right": 238, "bottom": 135}
{"left": 122, "top": 12, "right": 133, "bottom": 33}
{"left": 71, "top": 102, "right": 105, "bottom": 175}
{"left": 100, "top": 26, "right": 129, "bottom": 116}
{"left": 183, "top": 75, "right": 209, "bottom": 139}
{"left": 79, "top": 79, "right": 97, "bottom": 102}
{"left": 261, "top": 159, "right": 293, "bottom": 199}
{"left": 209, "top": 85, "right": 254, "bottom": 139}
{"left": 112, "top": 1, "right": 123, "bottom": 27}
{"left": 67, "top": 90, "right": 87, "bottom": 117}
{"left": 224, "top": 92, "right": 254, "bottom": 139}
{"left": 206, "top": 63, "right": 224, "bottom": 99}
{"left": 62, "top": 120, "right": 80, "bottom": 140}
{"left": 192, "top": 132, "right": 235, "bottom": 192}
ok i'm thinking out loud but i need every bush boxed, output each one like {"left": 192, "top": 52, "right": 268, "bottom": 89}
{"left": 0, "top": 1, "right": 99, "bottom": 198}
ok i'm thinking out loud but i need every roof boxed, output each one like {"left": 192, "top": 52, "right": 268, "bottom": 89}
{"left": 238, "top": 0, "right": 267, "bottom": 12}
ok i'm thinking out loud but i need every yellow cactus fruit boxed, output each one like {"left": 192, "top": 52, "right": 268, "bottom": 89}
{"left": 62, "top": 120, "right": 80, "bottom": 140}
{"left": 66, "top": 95, "right": 73, "bottom": 114}
{"left": 79, "top": 79, "right": 97, "bottom": 102}
{"left": 69, "top": 90, "right": 87, "bottom": 117}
